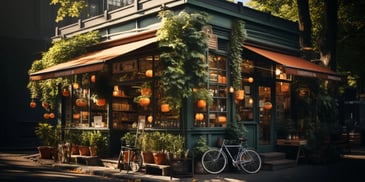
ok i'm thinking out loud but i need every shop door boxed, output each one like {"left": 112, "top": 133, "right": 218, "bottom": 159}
{"left": 258, "top": 85, "right": 273, "bottom": 149}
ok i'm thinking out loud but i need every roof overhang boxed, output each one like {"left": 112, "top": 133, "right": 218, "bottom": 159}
{"left": 29, "top": 36, "right": 157, "bottom": 81}
{"left": 243, "top": 45, "right": 342, "bottom": 81}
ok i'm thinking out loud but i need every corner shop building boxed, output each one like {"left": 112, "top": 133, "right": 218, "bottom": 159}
{"left": 29, "top": 0, "right": 341, "bottom": 155}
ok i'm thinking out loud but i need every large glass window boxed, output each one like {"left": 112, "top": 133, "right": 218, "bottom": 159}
{"left": 236, "top": 59, "right": 254, "bottom": 122}
{"left": 276, "top": 81, "right": 292, "bottom": 139}
{"left": 259, "top": 86, "right": 272, "bottom": 145}
{"left": 194, "top": 53, "right": 228, "bottom": 128}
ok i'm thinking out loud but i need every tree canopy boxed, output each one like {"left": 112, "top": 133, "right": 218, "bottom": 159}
{"left": 247, "top": 0, "right": 365, "bottom": 95}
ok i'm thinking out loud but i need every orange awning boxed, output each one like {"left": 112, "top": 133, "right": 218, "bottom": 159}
{"left": 29, "top": 37, "right": 157, "bottom": 81}
{"left": 243, "top": 45, "right": 342, "bottom": 81}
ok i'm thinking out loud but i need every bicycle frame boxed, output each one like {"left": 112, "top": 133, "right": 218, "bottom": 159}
{"left": 219, "top": 140, "right": 246, "bottom": 164}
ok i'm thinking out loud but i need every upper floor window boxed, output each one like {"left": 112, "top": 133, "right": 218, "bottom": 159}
{"left": 107, "top": 0, "right": 134, "bottom": 11}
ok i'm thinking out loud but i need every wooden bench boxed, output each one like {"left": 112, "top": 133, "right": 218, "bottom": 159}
{"left": 144, "top": 163, "right": 171, "bottom": 176}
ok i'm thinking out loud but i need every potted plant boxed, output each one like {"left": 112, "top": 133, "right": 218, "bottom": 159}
{"left": 166, "top": 134, "right": 192, "bottom": 175}
{"left": 140, "top": 82, "right": 152, "bottom": 97}
{"left": 34, "top": 122, "right": 58, "bottom": 159}
{"left": 192, "top": 135, "right": 209, "bottom": 174}
{"left": 133, "top": 95, "right": 151, "bottom": 107}
{"left": 79, "top": 131, "right": 91, "bottom": 156}
{"left": 90, "top": 72, "right": 112, "bottom": 107}
{"left": 89, "top": 130, "right": 108, "bottom": 157}
{"left": 193, "top": 88, "right": 213, "bottom": 109}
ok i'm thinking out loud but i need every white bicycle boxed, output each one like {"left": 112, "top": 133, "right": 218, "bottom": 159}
{"left": 201, "top": 138, "right": 262, "bottom": 174}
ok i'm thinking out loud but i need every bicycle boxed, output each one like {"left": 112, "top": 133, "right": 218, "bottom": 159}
{"left": 117, "top": 145, "right": 143, "bottom": 172}
{"left": 201, "top": 138, "right": 262, "bottom": 174}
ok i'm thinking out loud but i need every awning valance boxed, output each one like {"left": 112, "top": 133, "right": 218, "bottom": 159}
{"left": 29, "top": 37, "right": 157, "bottom": 81}
{"left": 243, "top": 45, "right": 342, "bottom": 81}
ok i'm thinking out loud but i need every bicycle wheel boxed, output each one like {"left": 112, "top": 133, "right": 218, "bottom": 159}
{"left": 238, "top": 149, "right": 261, "bottom": 174}
{"left": 201, "top": 148, "right": 227, "bottom": 174}
{"left": 129, "top": 151, "right": 143, "bottom": 172}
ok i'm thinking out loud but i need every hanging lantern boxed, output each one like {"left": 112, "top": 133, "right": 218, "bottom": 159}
{"left": 73, "top": 83, "right": 80, "bottom": 89}
{"left": 30, "top": 101, "right": 37, "bottom": 108}
{"left": 145, "top": 69, "right": 153, "bottom": 78}
{"left": 147, "top": 115, "right": 153, "bottom": 123}
{"left": 90, "top": 75, "right": 96, "bottom": 83}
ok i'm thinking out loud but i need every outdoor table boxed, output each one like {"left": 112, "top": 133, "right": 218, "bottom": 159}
{"left": 276, "top": 139, "right": 307, "bottom": 163}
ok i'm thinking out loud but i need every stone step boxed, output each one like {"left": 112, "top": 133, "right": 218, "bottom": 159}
{"left": 261, "top": 159, "right": 297, "bottom": 171}
{"left": 260, "top": 152, "right": 287, "bottom": 162}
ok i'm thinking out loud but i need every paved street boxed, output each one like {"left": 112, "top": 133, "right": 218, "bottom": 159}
{"left": 1, "top": 149, "right": 365, "bottom": 182}
{"left": 0, "top": 152, "right": 124, "bottom": 182}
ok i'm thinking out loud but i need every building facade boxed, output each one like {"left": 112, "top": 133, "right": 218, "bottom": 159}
{"left": 29, "top": 0, "right": 341, "bottom": 156}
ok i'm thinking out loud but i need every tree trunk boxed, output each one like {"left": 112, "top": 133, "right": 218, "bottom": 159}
{"left": 318, "top": 0, "right": 338, "bottom": 69}
{"left": 297, "top": 0, "right": 312, "bottom": 50}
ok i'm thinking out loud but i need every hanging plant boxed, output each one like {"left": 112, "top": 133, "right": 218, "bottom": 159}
{"left": 230, "top": 19, "right": 247, "bottom": 91}
{"left": 157, "top": 10, "right": 210, "bottom": 109}
{"left": 193, "top": 88, "right": 213, "bottom": 108}
{"left": 27, "top": 31, "right": 101, "bottom": 107}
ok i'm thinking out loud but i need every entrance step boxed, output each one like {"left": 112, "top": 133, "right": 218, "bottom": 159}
{"left": 260, "top": 152, "right": 297, "bottom": 171}
{"left": 101, "top": 159, "right": 118, "bottom": 169}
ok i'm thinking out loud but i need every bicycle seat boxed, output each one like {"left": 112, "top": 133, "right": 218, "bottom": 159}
{"left": 239, "top": 137, "right": 247, "bottom": 142}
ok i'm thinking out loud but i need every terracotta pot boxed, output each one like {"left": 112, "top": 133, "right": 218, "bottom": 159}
{"left": 73, "top": 113, "right": 80, "bottom": 120}
{"left": 89, "top": 146, "right": 97, "bottom": 156}
{"left": 142, "top": 151, "right": 154, "bottom": 163}
{"left": 71, "top": 145, "right": 79, "bottom": 155}
{"left": 195, "top": 113, "right": 204, "bottom": 121}
{"left": 76, "top": 99, "right": 87, "bottom": 107}
{"left": 30, "top": 101, "right": 37, "bottom": 108}
{"left": 235, "top": 90, "right": 245, "bottom": 100}
{"left": 78, "top": 145, "right": 90, "bottom": 156}
{"left": 95, "top": 98, "right": 106, "bottom": 106}
{"left": 263, "top": 102, "right": 272, "bottom": 110}
{"left": 153, "top": 152, "right": 167, "bottom": 165}
{"left": 196, "top": 99, "right": 207, "bottom": 108}
{"left": 62, "top": 89, "right": 70, "bottom": 97}
{"left": 37, "top": 146, "right": 54, "bottom": 159}
{"left": 161, "top": 104, "right": 170, "bottom": 112}
{"left": 139, "top": 97, "right": 150, "bottom": 107}
{"left": 218, "top": 116, "right": 227, "bottom": 124}
{"left": 140, "top": 88, "right": 152, "bottom": 96}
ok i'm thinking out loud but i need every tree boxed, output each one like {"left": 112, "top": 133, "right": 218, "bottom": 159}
{"left": 246, "top": 0, "right": 365, "bottom": 94}
{"left": 50, "top": 0, "right": 87, "bottom": 22}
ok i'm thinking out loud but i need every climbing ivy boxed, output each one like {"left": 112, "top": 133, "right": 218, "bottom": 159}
{"left": 230, "top": 19, "right": 247, "bottom": 90}
{"left": 156, "top": 10, "right": 209, "bottom": 108}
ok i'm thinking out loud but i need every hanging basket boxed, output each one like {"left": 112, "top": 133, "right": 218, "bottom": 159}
{"left": 95, "top": 98, "right": 106, "bottom": 106}
{"left": 196, "top": 99, "right": 207, "bottom": 108}
{"left": 263, "top": 102, "right": 272, "bottom": 110}
{"left": 76, "top": 98, "right": 87, "bottom": 107}
{"left": 235, "top": 90, "right": 245, "bottom": 100}
{"left": 161, "top": 103, "right": 170, "bottom": 112}
{"left": 139, "top": 97, "right": 150, "bottom": 107}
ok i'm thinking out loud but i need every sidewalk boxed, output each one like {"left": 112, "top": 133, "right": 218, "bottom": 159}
{"left": 23, "top": 148, "right": 365, "bottom": 182}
